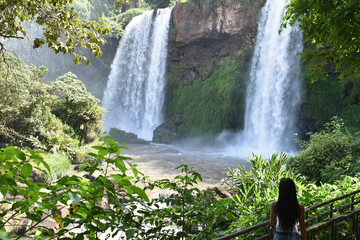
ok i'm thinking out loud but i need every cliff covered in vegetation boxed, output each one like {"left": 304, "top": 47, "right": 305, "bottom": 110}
{"left": 160, "top": 0, "right": 266, "bottom": 139}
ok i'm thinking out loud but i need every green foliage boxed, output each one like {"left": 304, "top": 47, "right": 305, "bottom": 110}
{"left": 48, "top": 72, "right": 106, "bottom": 144}
{"left": 72, "top": 143, "right": 95, "bottom": 164}
{"left": 222, "top": 153, "right": 292, "bottom": 193}
{"left": 340, "top": 73, "right": 360, "bottom": 131}
{"left": 72, "top": 0, "right": 94, "bottom": 21}
{"left": 80, "top": 0, "right": 152, "bottom": 38}
{"left": 0, "top": 140, "right": 236, "bottom": 239}
{"left": 166, "top": 53, "right": 249, "bottom": 136}
{"left": 282, "top": 0, "right": 360, "bottom": 80}
{"left": 221, "top": 153, "right": 360, "bottom": 239}
{"left": 0, "top": 139, "right": 151, "bottom": 239}
{"left": 40, "top": 152, "right": 71, "bottom": 184}
{"left": 296, "top": 176, "right": 360, "bottom": 226}
{"left": 222, "top": 153, "right": 300, "bottom": 238}
{"left": 2, "top": 140, "right": 360, "bottom": 239}
{"left": 299, "top": 71, "right": 344, "bottom": 132}
{"left": 119, "top": 8, "right": 148, "bottom": 27}
{"left": 0, "top": 54, "right": 105, "bottom": 159}
{"left": 169, "top": 28, "right": 177, "bottom": 41}
{"left": 300, "top": 70, "right": 360, "bottom": 133}
{"left": 105, "top": 8, "right": 148, "bottom": 37}
{"left": 288, "top": 117, "right": 360, "bottom": 184}
{"left": 137, "top": 164, "right": 237, "bottom": 239}
{"left": 0, "top": 54, "right": 77, "bottom": 153}
{"left": 342, "top": 74, "right": 360, "bottom": 105}
{"left": 0, "top": 0, "right": 131, "bottom": 64}
{"left": 145, "top": 0, "right": 171, "bottom": 8}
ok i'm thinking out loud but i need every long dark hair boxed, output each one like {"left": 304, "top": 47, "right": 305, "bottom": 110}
{"left": 276, "top": 178, "right": 300, "bottom": 232}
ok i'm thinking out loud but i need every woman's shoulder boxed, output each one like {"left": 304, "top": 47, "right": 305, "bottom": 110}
{"left": 270, "top": 201, "right": 277, "bottom": 215}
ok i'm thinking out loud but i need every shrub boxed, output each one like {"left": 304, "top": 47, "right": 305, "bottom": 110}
{"left": 288, "top": 117, "right": 360, "bottom": 183}
{"left": 0, "top": 54, "right": 78, "bottom": 153}
{"left": 145, "top": 165, "right": 237, "bottom": 239}
{"left": 48, "top": 72, "right": 106, "bottom": 145}
{"left": 0, "top": 140, "right": 234, "bottom": 239}
{"left": 221, "top": 153, "right": 301, "bottom": 238}
{"left": 2, "top": 142, "right": 360, "bottom": 239}
{"left": 220, "top": 153, "right": 360, "bottom": 239}
{"left": 104, "top": 8, "right": 148, "bottom": 37}
{"left": 0, "top": 139, "right": 150, "bottom": 239}
{"left": 0, "top": 55, "right": 105, "bottom": 160}
{"left": 40, "top": 152, "right": 71, "bottom": 183}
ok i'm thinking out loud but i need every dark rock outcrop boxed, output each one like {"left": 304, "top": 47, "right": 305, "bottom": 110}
{"left": 152, "top": 122, "right": 184, "bottom": 144}
{"left": 103, "top": 128, "right": 149, "bottom": 144}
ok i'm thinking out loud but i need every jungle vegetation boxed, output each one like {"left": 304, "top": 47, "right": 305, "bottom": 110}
{"left": 0, "top": 0, "right": 359, "bottom": 239}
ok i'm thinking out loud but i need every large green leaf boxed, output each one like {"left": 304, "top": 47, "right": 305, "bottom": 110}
{"left": 130, "top": 185, "right": 149, "bottom": 202}
{"left": 0, "top": 230, "right": 10, "bottom": 240}
{"left": 14, "top": 149, "right": 26, "bottom": 161}
{"left": 115, "top": 159, "right": 126, "bottom": 172}
{"left": 21, "top": 163, "right": 32, "bottom": 178}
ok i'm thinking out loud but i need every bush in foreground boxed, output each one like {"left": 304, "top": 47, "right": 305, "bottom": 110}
{"left": 288, "top": 117, "right": 360, "bottom": 183}
{"left": 1, "top": 139, "right": 360, "bottom": 239}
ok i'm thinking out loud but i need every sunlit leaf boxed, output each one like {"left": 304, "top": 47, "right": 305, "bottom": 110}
{"left": 15, "top": 149, "right": 26, "bottom": 161}
{"left": 21, "top": 163, "right": 32, "bottom": 178}
{"left": 115, "top": 159, "right": 126, "bottom": 172}
{"left": 130, "top": 185, "right": 149, "bottom": 202}
{"left": 69, "top": 192, "right": 80, "bottom": 204}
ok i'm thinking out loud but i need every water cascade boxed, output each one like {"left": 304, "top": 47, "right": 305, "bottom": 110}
{"left": 103, "top": 8, "right": 172, "bottom": 140}
{"left": 233, "top": 0, "right": 303, "bottom": 156}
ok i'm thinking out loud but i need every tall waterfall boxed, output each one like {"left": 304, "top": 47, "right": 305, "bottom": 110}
{"left": 103, "top": 8, "right": 172, "bottom": 140}
{"left": 233, "top": 0, "right": 303, "bottom": 156}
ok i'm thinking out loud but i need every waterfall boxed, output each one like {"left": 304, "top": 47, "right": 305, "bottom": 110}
{"left": 102, "top": 8, "right": 172, "bottom": 140}
{"left": 230, "top": 0, "right": 303, "bottom": 156}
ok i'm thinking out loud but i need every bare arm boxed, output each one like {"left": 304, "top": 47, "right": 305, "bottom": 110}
{"left": 299, "top": 204, "right": 308, "bottom": 240}
{"left": 269, "top": 201, "right": 277, "bottom": 231}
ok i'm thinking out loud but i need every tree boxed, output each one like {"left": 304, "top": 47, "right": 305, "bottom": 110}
{"left": 0, "top": 0, "right": 128, "bottom": 64}
{"left": 0, "top": 54, "right": 106, "bottom": 158}
{"left": 282, "top": 0, "right": 360, "bottom": 80}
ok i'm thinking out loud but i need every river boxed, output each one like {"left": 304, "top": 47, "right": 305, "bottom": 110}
{"left": 120, "top": 143, "right": 251, "bottom": 198}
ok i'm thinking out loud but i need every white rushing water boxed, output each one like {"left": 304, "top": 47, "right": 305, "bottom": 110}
{"left": 227, "top": 0, "right": 303, "bottom": 157}
{"left": 103, "top": 8, "right": 172, "bottom": 140}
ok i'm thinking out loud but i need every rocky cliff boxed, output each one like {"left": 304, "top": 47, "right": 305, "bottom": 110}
{"left": 154, "top": 0, "right": 266, "bottom": 142}
{"left": 167, "top": 0, "right": 266, "bottom": 83}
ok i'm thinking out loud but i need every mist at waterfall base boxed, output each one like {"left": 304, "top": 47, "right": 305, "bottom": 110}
{"left": 103, "top": 8, "right": 172, "bottom": 141}
{"left": 221, "top": 0, "right": 303, "bottom": 158}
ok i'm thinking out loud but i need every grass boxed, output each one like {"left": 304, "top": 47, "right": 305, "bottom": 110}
{"left": 41, "top": 152, "right": 71, "bottom": 183}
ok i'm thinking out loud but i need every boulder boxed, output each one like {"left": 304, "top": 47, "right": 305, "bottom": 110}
{"left": 152, "top": 122, "right": 183, "bottom": 144}
{"left": 107, "top": 128, "right": 149, "bottom": 144}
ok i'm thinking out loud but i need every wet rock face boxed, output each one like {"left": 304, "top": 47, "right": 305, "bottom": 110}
{"left": 167, "top": 0, "right": 266, "bottom": 82}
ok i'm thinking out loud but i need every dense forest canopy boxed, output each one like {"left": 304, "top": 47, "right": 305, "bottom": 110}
{"left": 283, "top": 0, "right": 360, "bottom": 80}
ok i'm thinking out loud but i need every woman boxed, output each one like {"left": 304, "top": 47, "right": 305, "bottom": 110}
{"left": 269, "top": 178, "right": 308, "bottom": 240}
